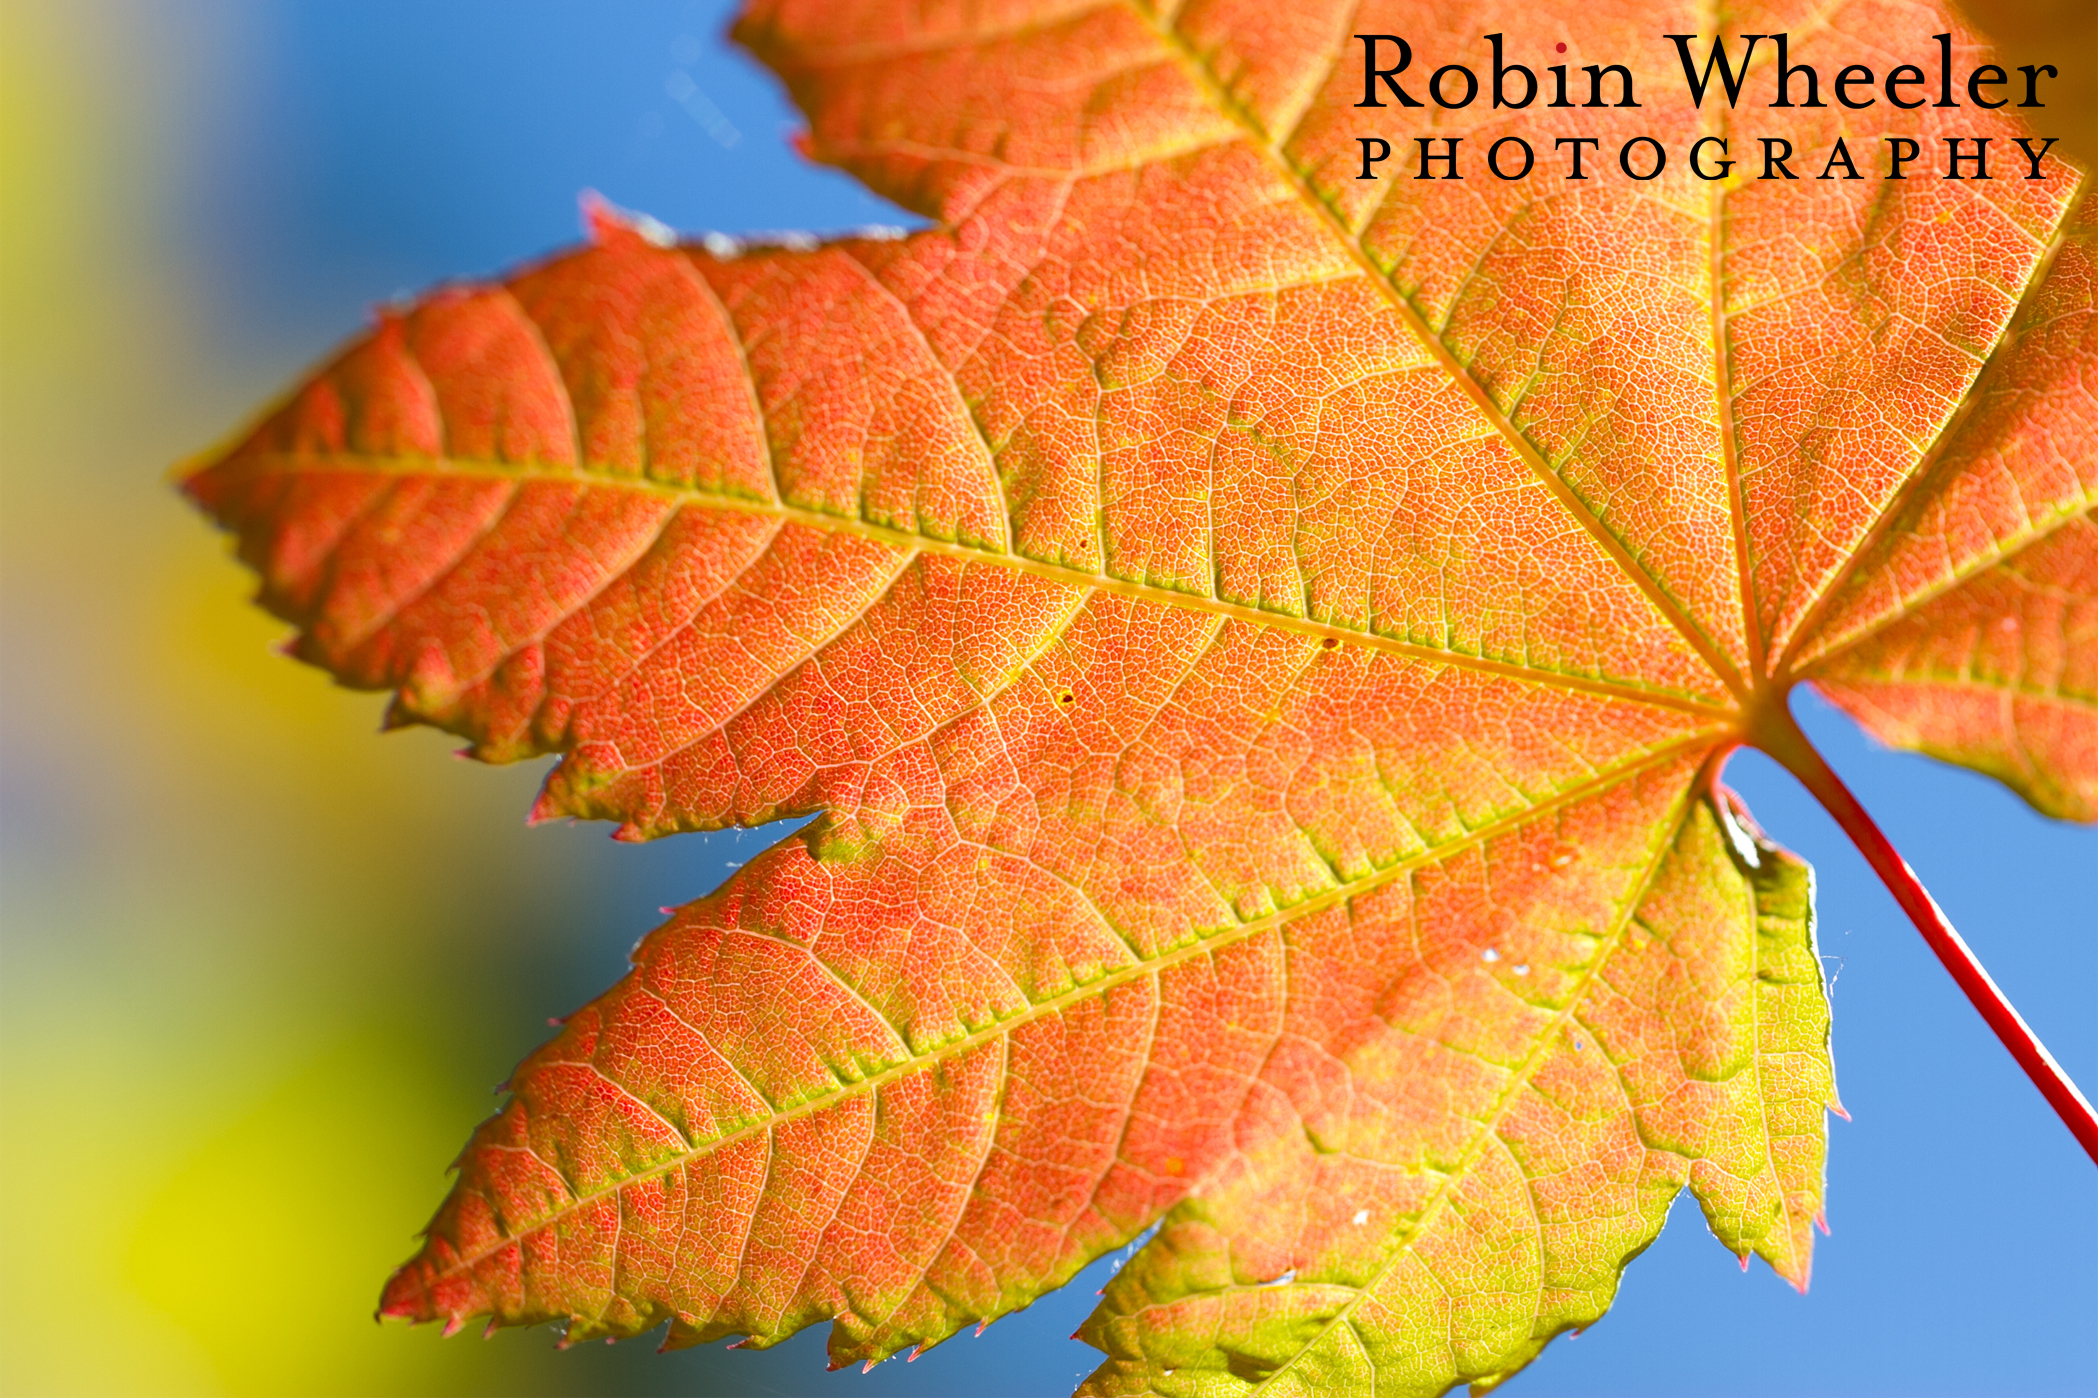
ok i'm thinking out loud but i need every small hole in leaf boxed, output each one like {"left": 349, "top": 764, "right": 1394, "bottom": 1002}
{"left": 1320, "top": 636, "right": 1338, "bottom": 649}
{"left": 1057, "top": 689, "right": 1075, "bottom": 706}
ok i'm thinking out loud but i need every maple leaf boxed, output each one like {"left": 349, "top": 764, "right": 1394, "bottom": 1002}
{"left": 180, "top": 3, "right": 2094, "bottom": 1394}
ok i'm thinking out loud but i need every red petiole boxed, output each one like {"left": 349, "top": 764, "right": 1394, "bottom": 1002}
{"left": 1752, "top": 697, "right": 2098, "bottom": 1165}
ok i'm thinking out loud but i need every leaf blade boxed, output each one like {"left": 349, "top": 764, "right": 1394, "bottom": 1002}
{"left": 381, "top": 743, "right": 1721, "bottom": 1362}
{"left": 172, "top": 0, "right": 2095, "bottom": 1389}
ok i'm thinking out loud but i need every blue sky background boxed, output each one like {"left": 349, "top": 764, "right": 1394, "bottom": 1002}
{"left": 11, "top": 2, "right": 2089, "bottom": 1394}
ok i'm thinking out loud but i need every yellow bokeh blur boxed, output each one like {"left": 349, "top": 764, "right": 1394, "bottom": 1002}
{"left": 0, "top": 4, "right": 620, "bottom": 1392}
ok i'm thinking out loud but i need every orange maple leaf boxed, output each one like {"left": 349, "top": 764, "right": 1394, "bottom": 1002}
{"left": 182, "top": 4, "right": 2093, "bottom": 1393}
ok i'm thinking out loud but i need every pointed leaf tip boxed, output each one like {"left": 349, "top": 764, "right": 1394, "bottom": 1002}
{"left": 580, "top": 189, "right": 674, "bottom": 249}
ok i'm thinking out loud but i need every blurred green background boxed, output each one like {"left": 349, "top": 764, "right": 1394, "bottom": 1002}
{"left": 0, "top": 3, "right": 2090, "bottom": 1396}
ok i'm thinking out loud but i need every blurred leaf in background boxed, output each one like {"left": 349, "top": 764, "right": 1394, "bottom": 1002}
{"left": 1955, "top": 0, "right": 2096, "bottom": 170}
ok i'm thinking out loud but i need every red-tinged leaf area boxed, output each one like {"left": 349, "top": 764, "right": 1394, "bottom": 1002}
{"left": 179, "top": 0, "right": 2094, "bottom": 1393}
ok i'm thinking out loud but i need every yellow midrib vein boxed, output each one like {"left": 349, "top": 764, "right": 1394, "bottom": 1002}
{"left": 1698, "top": 0, "right": 1769, "bottom": 685}
{"left": 220, "top": 451, "right": 1737, "bottom": 720}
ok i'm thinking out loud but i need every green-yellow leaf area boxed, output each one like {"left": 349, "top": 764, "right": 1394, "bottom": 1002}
{"left": 177, "top": 0, "right": 2094, "bottom": 1393}
{"left": 1077, "top": 793, "right": 1834, "bottom": 1397}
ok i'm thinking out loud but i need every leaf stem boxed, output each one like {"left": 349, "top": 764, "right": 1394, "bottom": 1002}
{"left": 1754, "top": 698, "right": 2098, "bottom": 1164}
